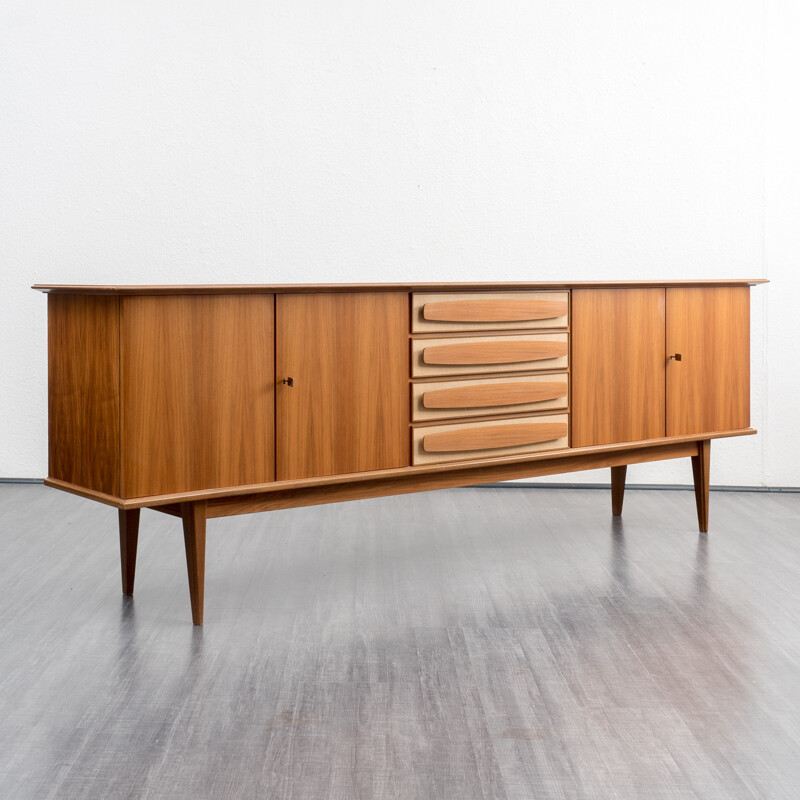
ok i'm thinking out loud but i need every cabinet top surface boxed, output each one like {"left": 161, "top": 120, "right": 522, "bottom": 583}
{"left": 33, "top": 279, "right": 767, "bottom": 295}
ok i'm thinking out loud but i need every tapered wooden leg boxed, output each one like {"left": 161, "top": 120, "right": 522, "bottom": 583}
{"left": 691, "top": 439, "right": 710, "bottom": 533}
{"left": 611, "top": 465, "right": 627, "bottom": 516}
{"left": 181, "top": 501, "right": 207, "bottom": 625}
{"left": 118, "top": 508, "right": 140, "bottom": 596}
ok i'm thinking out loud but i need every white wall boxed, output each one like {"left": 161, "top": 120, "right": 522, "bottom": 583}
{"left": 0, "top": 1, "right": 796, "bottom": 486}
{"left": 764, "top": 0, "right": 800, "bottom": 486}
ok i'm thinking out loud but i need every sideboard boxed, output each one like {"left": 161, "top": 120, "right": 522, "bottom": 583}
{"left": 34, "top": 280, "right": 765, "bottom": 624}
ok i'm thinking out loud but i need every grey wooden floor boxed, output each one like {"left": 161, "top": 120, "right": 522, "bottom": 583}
{"left": 1, "top": 483, "right": 800, "bottom": 799}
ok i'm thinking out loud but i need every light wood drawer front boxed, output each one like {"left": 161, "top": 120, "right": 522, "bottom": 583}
{"left": 413, "top": 414, "right": 569, "bottom": 465}
{"left": 412, "top": 333, "right": 568, "bottom": 377}
{"left": 413, "top": 374, "right": 569, "bottom": 421}
{"left": 413, "top": 292, "right": 569, "bottom": 332}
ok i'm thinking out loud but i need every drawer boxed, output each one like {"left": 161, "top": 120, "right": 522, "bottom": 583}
{"left": 412, "top": 374, "right": 569, "bottom": 422}
{"left": 413, "top": 414, "right": 569, "bottom": 465}
{"left": 412, "top": 291, "right": 568, "bottom": 333}
{"left": 412, "top": 333, "right": 568, "bottom": 378}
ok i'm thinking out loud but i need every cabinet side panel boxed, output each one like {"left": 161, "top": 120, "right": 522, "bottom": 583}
{"left": 572, "top": 288, "right": 666, "bottom": 447}
{"left": 120, "top": 295, "right": 275, "bottom": 497}
{"left": 48, "top": 294, "right": 120, "bottom": 496}
{"left": 276, "top": 292, "right": 410, "bottom": 480}
{"left": 666, "top": 287, "right": 750, "bottom": 436}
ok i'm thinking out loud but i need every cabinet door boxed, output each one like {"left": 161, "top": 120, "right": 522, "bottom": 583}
{"left": 120, "top": 295, "right": 275, "bottom": 497}
{"left": 666, "top": 287, "right": 749, "bottom": 436}
{"left": 276, "top": 293, "right": 410, "bottom": 480}
{"left": 572, "top": 288, "right": 666, "bottom": 447}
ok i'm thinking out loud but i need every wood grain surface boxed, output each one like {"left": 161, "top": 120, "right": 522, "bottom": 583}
{"left": 423, "top": 421, "right": 568, "bottom": 453}
{"left": 423, "top": 339, "right": 568, "bottom": 366}
{"left": 666, "top": 287, "right": 750, "bottom": 436}
{"left": 611, "top": 465, "right": 627, "bottom": 516}
{"left": 413, "top": 334, "right": 569, "bottom": 377}
{"left": 692, "top": 439, "right": 711, "bottom": 533}
{"left": 181, "top": 501, "right": 207, "bottom": 625}
{"left": 43, "top": 428, "right": 756, "bottom": 510}
{"left": 413, "top": 414, "right": 569, "bottom": 465}
{"left": 206, "top": 439, "right": 695, "bottom": 516}
{"left": 47, "top": 294, "right": 120, "bottom": 496}
{"left": 413, "top": 291, "right": 569, "bottom": 331}
{"left": 572, "top": 288, "right": 666, "bottom": 447}
{"left": 276, "top": 293, "right": 410, "bottom": 480}
{"left": 33, "top": 278, "right": 768, "bottom": 294}
{"left": 117, "top": 508, "right": 139, "bottom": 595}
{"left": 413, "top": 374, "right": 569, "bottom": 421}
{"left": 120, "top": 295, "right": 275, "bottom": 497}
{"left": 422, "top": 380, "right": 566, "bottom": 409}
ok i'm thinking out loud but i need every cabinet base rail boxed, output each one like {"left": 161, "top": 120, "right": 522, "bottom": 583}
{"left": 117, "top": 438, "right": 710, "bottom": 625}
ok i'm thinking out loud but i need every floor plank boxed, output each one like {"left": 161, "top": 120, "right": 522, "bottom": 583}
{"left": 1, "top": 483, "right": 799, "bottom": 799}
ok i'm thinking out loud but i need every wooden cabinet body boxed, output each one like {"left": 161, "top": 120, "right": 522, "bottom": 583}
{"left": 36, "top": 279, "right": 764, "bottom": 624}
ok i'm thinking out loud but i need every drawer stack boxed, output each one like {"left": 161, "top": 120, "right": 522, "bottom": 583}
{"left": 411, "top": 291, "right": 570, "bottom": 465}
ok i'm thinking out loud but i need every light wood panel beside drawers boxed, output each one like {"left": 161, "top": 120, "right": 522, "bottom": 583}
{"left": 412, "top": 333, "right": 569, "bottom": 378}
{"left": 412, "top": 374, "right": 569, "bottom": 421}
{"left": 412, "top": 291, "right": 569, "bottom": 332}
{"left": 413, "top": 414, "right": 569, "bottom": 465}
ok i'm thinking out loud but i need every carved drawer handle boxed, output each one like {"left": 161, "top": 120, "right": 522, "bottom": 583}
{"left": 423, "top": 422, "right": 568, "bottom": 453}
{"left": 423, "top": 298, "right": 567, "bottom": 323}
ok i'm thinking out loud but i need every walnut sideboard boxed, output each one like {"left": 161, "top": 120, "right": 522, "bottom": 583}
{"left": 34, "top": 280, "right": 765, "bottom": 624}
